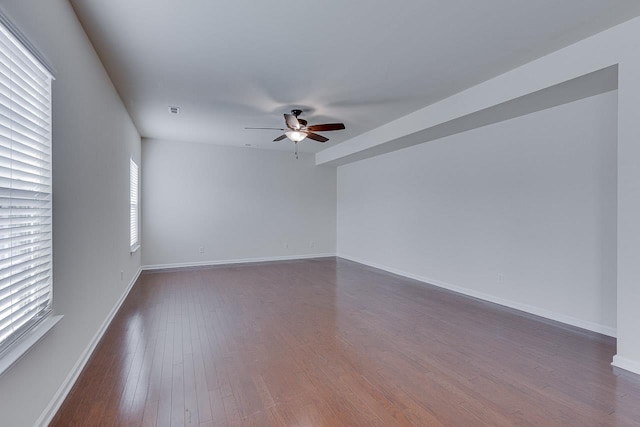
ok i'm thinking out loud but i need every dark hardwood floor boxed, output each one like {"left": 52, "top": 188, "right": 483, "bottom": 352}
{"left": 51, "top": 257, "right": 640, "bottom": 426}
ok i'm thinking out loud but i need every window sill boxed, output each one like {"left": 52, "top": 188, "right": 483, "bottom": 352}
{"left": 130, "top": 244, "right": 141, "bottom": 254}
{"left": 0, "top": 314, "right": 63, "bottom": 377}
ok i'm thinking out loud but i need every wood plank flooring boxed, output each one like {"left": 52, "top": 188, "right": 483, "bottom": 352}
{"left": 51, "top": 257, "right": 640, "bottom": 426}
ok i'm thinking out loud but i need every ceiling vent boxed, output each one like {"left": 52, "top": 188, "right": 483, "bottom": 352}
{"left": 168, "top": 106, "right": 180, "bottom": 114}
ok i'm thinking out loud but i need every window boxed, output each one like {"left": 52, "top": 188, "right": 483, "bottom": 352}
{"left": 130, "top": 158, "right": 139, "bottom": 251}
{"left": 0, "top": 19, "right": 54, "bottom": 354}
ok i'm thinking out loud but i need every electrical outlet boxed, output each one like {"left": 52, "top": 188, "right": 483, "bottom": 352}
{"left": 199, "top": 247, "right": 205, "bottom": 254}
{"left": 498, "top": 274, "right": 505, "bottom": 285}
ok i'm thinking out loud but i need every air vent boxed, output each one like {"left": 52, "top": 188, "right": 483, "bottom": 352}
{"left": 168, "top": 106, "right": 180, "bottom": 114}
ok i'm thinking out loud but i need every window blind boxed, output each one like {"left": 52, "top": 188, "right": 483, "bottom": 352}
{"left": 0, "top": 20, "right": 53, "bottom": 354}
{"left": 130, "top": 158, "right": 138, "bottom": 249}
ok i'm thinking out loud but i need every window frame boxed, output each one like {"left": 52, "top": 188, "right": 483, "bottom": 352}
{"left": 129, "top": 157, "right": 140, "bottom": 253}
{"left": 0, "top": 8, "right": 60, "bottom": 374}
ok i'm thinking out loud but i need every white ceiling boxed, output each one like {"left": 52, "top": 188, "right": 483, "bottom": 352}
{"left": 69, "top": 0, "right": 640, "bottom": 153}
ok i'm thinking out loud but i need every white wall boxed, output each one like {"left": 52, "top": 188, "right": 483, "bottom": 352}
{"left": 338, "top": 91, "right": 618, "bottom": 334}
{"left": 0, "top": 1, "right": 141, "bottom": 426}
{"left": 616, "top": 44, "right": 640, "bottom": 373}
{"left": 322, "top": 14, "right": 640, "bottom": 374}
{"left": 142, "top": 139, "right": 336, "bottom": 267}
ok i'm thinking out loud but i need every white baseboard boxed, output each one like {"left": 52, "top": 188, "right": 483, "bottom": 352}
{"left": 612, "top": 355, "right": 640, "bottom": 376}
{"left": 338, "top": 254, "right": 617, "bottom": 338}
{"left": 35, "top": 267, "right": 143, "bottom": 427}
{"left": 142, "top": 253, "right": 336, "bottom": 271}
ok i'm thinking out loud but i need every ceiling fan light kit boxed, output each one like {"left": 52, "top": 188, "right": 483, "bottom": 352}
{"left": 285, "top": 130, "right": 307, "bottom": 142}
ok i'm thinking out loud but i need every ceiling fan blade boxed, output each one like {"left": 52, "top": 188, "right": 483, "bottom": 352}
{"left": 284, "top": 114, "right": 300, "bottom": 130}
{"left": 245, "top": 127, "right": 285, "bottom": 130}
{"left": 273, "top": 134, "right": 287, "bottom": 141}
{"left": 306, "top": 123, "right": 345, "bottom": 132}
{"left": 306, "top": 132, "right": 329, "bottom": 143}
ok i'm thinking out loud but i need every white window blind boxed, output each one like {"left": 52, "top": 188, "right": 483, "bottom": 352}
{"left": 0, "top": 20, "right": 53, "bottom": 354}
{"left": 130, "top": 158, "right": 139, "bottom": 249}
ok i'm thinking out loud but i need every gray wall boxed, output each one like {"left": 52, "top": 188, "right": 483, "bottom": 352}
{"left": 0, "top": 0, "right": 141, "bottom": 425}
{"left": 142, "top": 139, "right": 336, "bottom": 267}
{"left": 338, "top": 91, "right": 618, "bottom": 334}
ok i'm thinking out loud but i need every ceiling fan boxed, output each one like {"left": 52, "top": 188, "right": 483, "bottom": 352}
{"left": 245, "top": 109, "right": 345, "bottom": 144}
